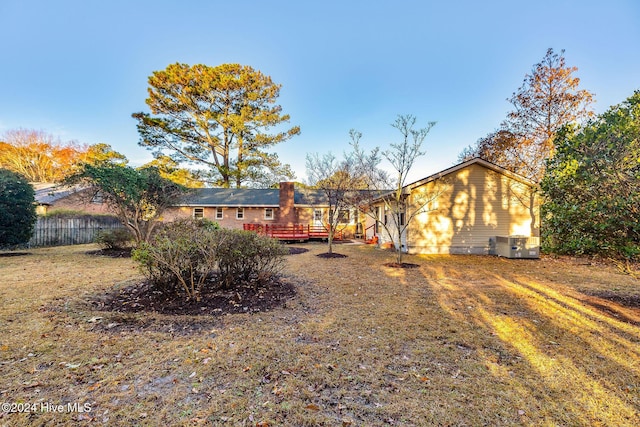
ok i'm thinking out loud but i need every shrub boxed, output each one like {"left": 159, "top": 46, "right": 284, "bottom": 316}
{"left": 95, "top": 228, "right": 133, "bottom": 250}
{"left": 215, "top": 228, "right": 289, "bottom": 289}
{"left": 0, "top": 169, "right": 37, "bottom": 248}
{"left": 133, "top": 219, "right": 220, "bottom": 300}
{"left": 132, "top": 220, "right": 287, "bottom": 301}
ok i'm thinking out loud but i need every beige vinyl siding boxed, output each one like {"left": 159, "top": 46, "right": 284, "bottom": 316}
{"left": 407, "top": 163, "right": 538, "bottom": 254}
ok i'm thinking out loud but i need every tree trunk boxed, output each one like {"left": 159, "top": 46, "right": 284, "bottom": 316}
{"left": 328, "top": 227, "right": 334, "bottom": 254}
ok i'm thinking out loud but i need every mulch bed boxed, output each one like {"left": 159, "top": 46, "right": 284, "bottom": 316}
{"left": 288, "top": 247, "right": 309, "bottom": 255}
{"left": 0, "top": 252, "right": 32, "bottom": 257}
{"left": 382, "top": 262, "right": 420, "bottom": 268}
{"left": 86, "top": 248, "right": 133, "bottom": 258}
{"left": 87, "top": 247, "right": 311, "bottom": 257}
{"left": 316, "top": 252, "right": 348, "bottom": 258}
{"left": 90, "top": 277, "right": 296, "bottom": 317}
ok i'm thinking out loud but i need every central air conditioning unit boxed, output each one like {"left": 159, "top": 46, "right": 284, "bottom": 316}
{"left": 492, "top": 236, "right": 540, "bottom": 259}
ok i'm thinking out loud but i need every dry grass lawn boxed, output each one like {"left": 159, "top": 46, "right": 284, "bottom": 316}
{"left": 0, "top": 243, "right": 638, "bottom": 426}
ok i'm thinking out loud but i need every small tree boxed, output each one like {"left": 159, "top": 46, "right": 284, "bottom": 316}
{"left": 352, "top": 115, "right": 448, "bottom": 264}
{"left": 0, "top": 169, "right": 37, "bottom": 248}
{"left": 305, "top": 152, "right": 359, "bottom": 254}
{"left": 67, "top": 164, "right": 189, "bottom": 246}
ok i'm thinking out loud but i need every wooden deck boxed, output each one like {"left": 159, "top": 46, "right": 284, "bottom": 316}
{"left": 243, "top": 224, "right": 343, "bottom": 241}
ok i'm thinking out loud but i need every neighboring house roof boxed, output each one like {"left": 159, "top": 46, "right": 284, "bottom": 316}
{"left": 32, "top": 183, "right": 85, "bottom": 205}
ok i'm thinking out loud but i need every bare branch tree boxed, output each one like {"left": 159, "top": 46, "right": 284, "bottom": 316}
{"left": 351, "top": 115, "right": 448, "bottom": 264}
{"left": 305, "top": 151, "right": 359, "bottom": 255}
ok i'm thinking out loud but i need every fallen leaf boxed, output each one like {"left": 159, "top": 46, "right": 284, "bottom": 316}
{"left": 306, "top": 403, "right": 320, "bottom": 411}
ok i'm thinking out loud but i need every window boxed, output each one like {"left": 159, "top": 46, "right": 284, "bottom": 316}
{"left": 193, "top": 207, "right": 204, "bottom": 219}
{"left": 215, "top": 207, "right": 223, "bottom": 220}
{"left": 91, "top": 192, "right": 104, "bottom": 204}
{"left": 399, "top": 212, "right": 406, "bottom": 226}
{"left": 264, "top": 208, "right": 274, "bottom": 220}
{"left": 236, "top": 208, "right": 244, "bottom": 220}
{"left": 337, "top": 209, "right": 350, "bottom": 224}
{"left": 313, "top": 209, "right": 323, "bottom": 222}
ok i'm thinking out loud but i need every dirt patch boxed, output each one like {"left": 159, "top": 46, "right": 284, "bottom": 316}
{"left": 90, "top": 276, "right": 296, "bottom": 316}
{"left": 316, "top": 252, "right": 348, "bottom": 258}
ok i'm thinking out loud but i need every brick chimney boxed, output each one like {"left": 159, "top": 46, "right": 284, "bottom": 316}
{"left": 278, "top": 182, "right": 296, "bottom": 225}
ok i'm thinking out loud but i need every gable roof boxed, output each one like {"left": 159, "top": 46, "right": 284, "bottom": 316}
{"left": 406, "top": 157, "right": 537, "bottom": 192}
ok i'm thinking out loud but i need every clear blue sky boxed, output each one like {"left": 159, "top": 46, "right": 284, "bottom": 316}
{"left": 1, "top": 0, "right": 639, "bottom": 183}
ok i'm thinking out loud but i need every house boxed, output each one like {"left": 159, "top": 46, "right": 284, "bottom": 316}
{"left": 164, "top": 182, "right": 361, "bottom": 239}
{"left": 34, "top": 157, "right": 539, "bottom": 254}
{"left": 367, "top": 157, "right": 540, "bottom": 255}
{"left": 33, "top": 183, "right": 111, "bottom": 215}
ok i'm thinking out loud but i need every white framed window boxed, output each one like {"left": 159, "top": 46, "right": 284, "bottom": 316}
{"left": 215, "top": 207, "right": 223, "bottom": 220}
{"left": 236, "top": 208, "right": 244, "bottom": 220}
{"left": 313, "top": 209, "right": 323, "bottom": 222}
{"left": 193, "top": 207, "right": 204, "bottom": 219}
{"left": 338, "top": 209, "right": 350, "bottom": 224}
{"left": 264, "top": 208, "right": 274, "bottom": 220}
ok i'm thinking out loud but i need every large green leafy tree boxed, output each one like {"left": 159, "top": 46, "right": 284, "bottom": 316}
{"left": 0, "top": 169, "right": 37, "bottom": 248}
{"left": 132, "top": 63, "right": 300, "bottom": 188}
{"left": 68, "top": 164, "right": 189, "bottom": 245}
{"left": 541, "top": 91, "right": 640, "bottom": 260}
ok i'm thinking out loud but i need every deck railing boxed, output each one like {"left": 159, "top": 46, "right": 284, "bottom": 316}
{"left": 243, "top": 223, "right": 343, "bottom": 241}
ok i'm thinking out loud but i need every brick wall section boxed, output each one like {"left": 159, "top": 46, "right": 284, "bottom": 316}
{"left": 44, "top": 189, "right": 112, "bottom": 215}
{"left": 277, "top": 182, "right": 296, "bottom": 225}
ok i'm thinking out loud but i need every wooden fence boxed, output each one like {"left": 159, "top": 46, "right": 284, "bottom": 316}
{"left": 28, "top": 216, "right": 125, "bottom": 248}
